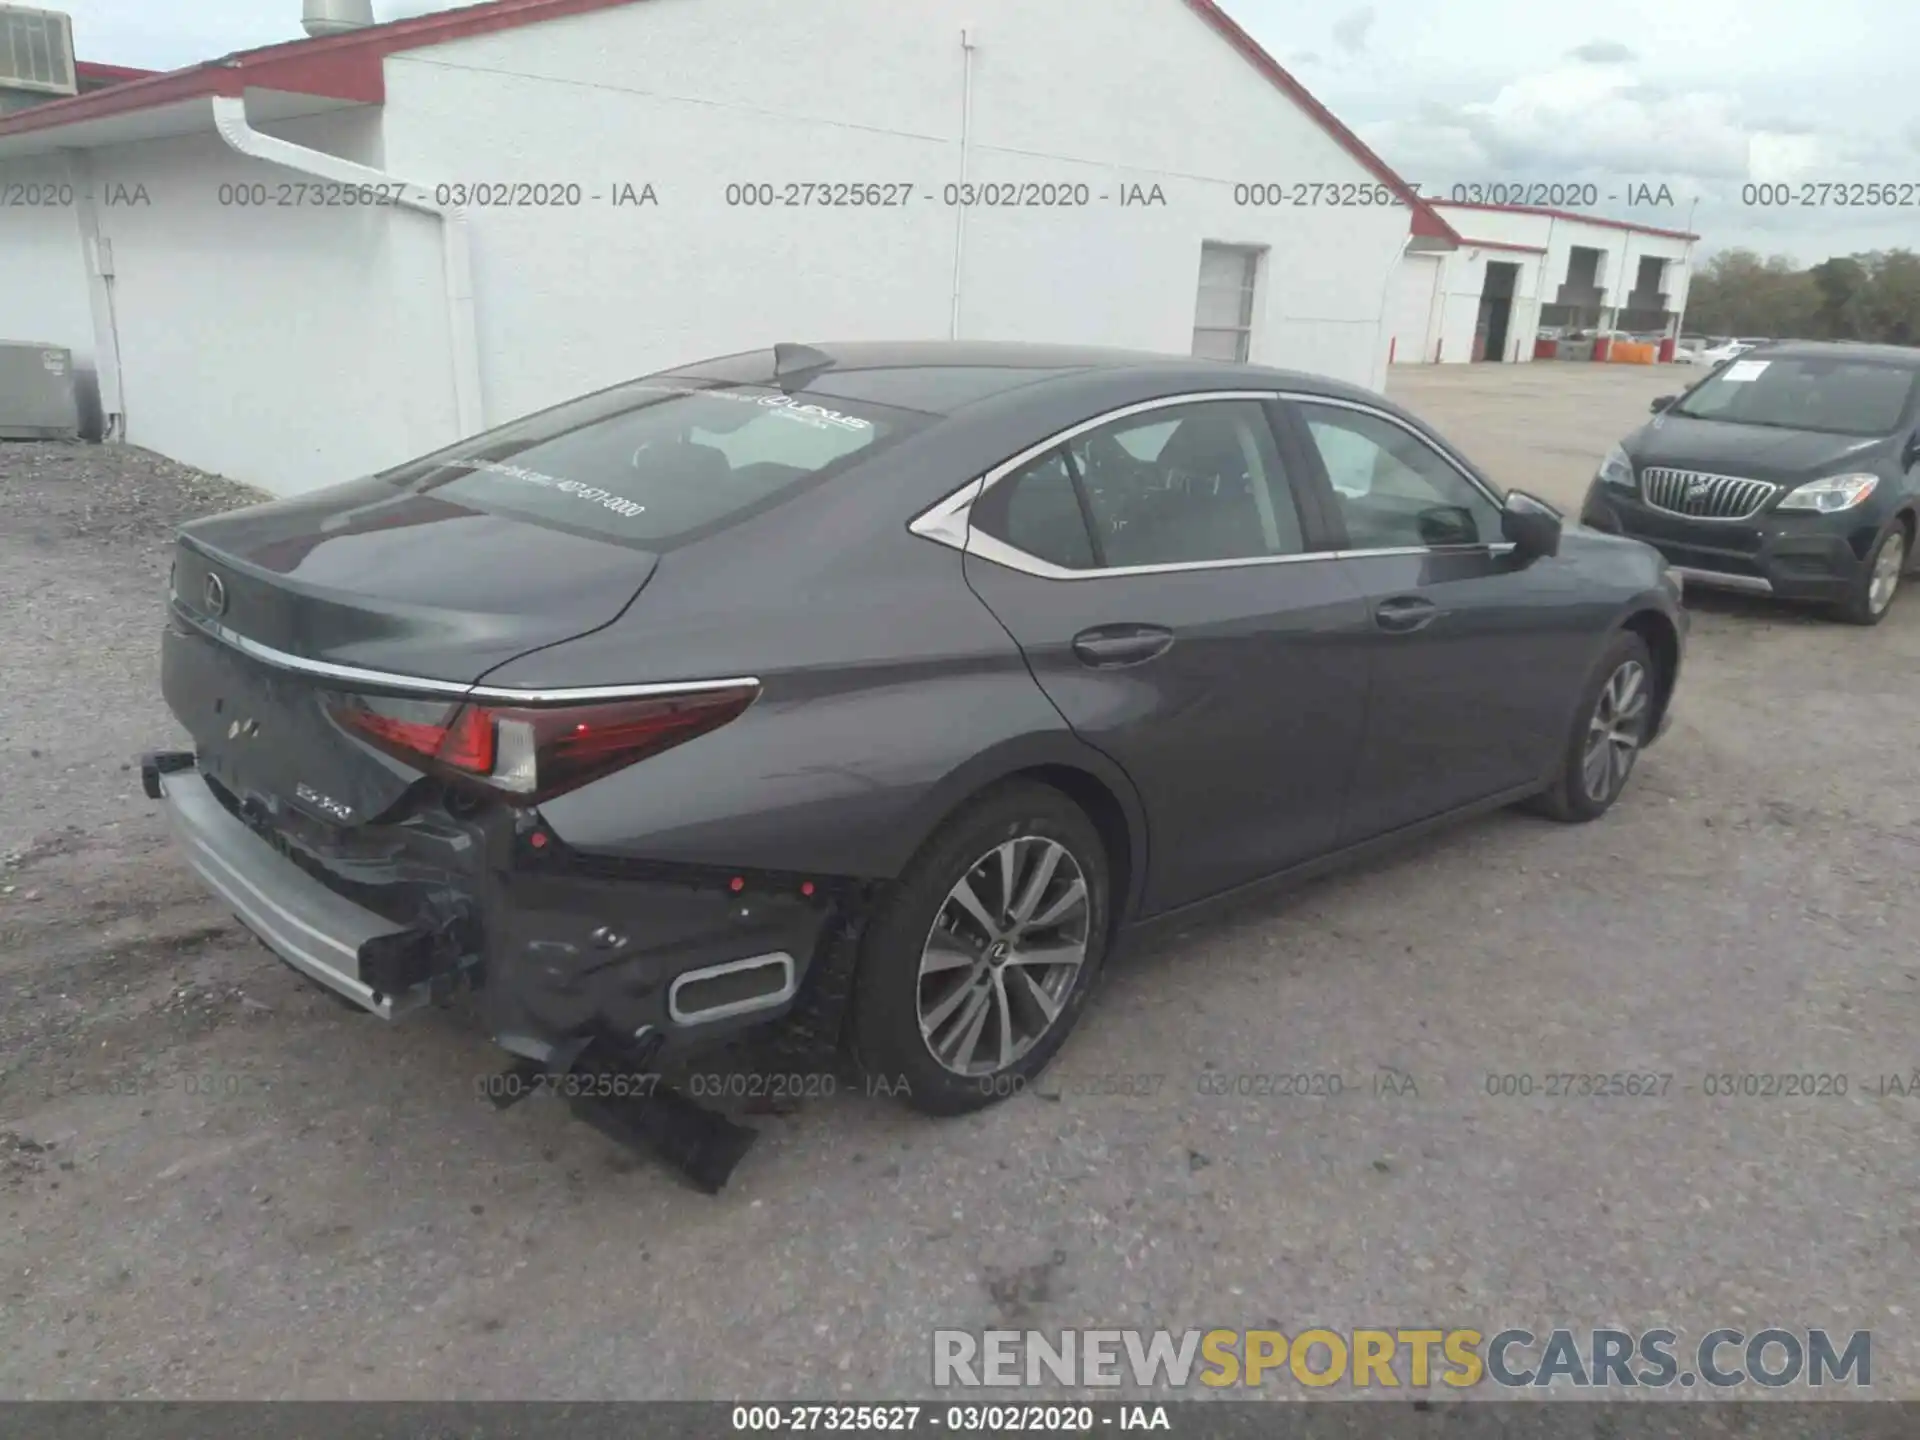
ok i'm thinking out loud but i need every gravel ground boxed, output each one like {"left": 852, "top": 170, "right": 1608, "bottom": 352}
{"left": 2, "top": 367, "right": 1918, "bottom": 1402}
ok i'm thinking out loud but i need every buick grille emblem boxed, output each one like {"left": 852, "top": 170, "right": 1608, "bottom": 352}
{"left": 203, "top": 572, "right": 228, "bottom": 617}
{"left": 1687, "top": 480, "right": 1713, "bottom": 502}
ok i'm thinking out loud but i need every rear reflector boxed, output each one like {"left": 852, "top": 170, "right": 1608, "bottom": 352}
{"left": 331, "top": 683, "right": 759, "bottom": 805}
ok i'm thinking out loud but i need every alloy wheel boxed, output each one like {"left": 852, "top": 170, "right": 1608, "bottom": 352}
{"left": 1869, "top": 530, "right": 1906, "bottom": 616}
{"left": 916, "top": 836, "right": 1090, "bottom": 1078}
{"left": 1581, "top": 659, "right": 1650, "bottom": 804}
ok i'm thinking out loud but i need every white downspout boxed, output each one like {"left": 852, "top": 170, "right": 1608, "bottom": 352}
{"left": 1372, "top": 232, "right": 1412, "bottom": 392}
{"left": 948, "top": 27, "right": 975, "bottom": 340}
{"left": 61, "top": 147, "right": 127, "bottom": 440}
{"left": 209, "top": 94, "right": 485, "bottom": 439}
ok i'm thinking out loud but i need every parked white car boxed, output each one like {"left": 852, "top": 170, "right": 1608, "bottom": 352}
{"left": 1698, "top": 339, "right": 1757, "bottom": 365}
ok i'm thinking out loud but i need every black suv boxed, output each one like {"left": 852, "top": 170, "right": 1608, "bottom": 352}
{"left": 1580, "top": 341, "right": 1920, "bottom": 624}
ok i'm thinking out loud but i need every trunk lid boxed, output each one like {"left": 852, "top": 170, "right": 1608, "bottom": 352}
{"left": 163, "top": 478, "right": 656, "bottom": 828}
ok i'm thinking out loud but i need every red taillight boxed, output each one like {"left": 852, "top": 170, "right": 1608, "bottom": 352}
{"left": 340, "top": 702, "right": 495, "bottom": 774}
{"left": 332, "top": 684, "right": 758, "bottom": 805}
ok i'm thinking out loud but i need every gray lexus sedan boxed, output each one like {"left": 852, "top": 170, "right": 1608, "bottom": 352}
{"left": 1580, "top": 340, "right": 1920, "bottom": 624}
{"left": 142, "top": 341, "right": 1685, "bottom": 1131}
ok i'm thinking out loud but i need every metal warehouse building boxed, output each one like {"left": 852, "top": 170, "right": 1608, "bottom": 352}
{"left": 0, "top": 0, "right": 1462, "bottom": 498}
{"left": 1386, "top": 200, "right": 1698, "bottom": 366}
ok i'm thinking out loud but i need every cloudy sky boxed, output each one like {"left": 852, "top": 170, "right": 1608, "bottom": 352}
{"left": 51, "top": 0, "right": 1920, "bottom": 265}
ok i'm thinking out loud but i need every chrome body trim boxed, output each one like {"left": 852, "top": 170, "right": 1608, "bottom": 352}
{"left": 1640, "top": 466, "right": 1780, "bottom": 522}
{"left": 666, "top": 952, "right": 798, "bottom": 1025}
{"left": 170, "top": 603, "right": 760, "bottom": 706}
{"left": 1668, "top": 566, "right": 1774, "bottom": 595}
{"left": 156, "top": 768, "right": 425, "bottom": 1020}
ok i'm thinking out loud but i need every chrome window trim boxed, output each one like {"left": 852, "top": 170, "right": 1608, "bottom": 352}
{"left": 171, "top": 603, "right": 760, "bottom": 706}
{"left": 907, "top": 476, "right": 982, "bottom": 549}
{"left": 907, "top": 389, "right": 1516, "bottom": 579}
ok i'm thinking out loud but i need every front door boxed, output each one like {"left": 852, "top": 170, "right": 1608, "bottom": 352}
{"left": 960, "top": 396, "right": 1374, "bottom": 916}
{"left": 1280, "top": 398, "right": 1587, "bottom": 843}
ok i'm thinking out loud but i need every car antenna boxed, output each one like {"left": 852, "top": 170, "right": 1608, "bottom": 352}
{"left": 773, "top": 342, "right": 835, "bottom": 393}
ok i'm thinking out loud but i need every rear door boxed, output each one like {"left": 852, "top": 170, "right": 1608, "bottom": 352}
{"left": 1277, "top": 397, "right": 1587, "bottom": 843}
{"left": 957, "top": 394, "right": 1374, "bottom": 917}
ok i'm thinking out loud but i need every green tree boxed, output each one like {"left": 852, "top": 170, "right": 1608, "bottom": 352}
{"left": 1809, "top": 255, "right": 1870, "bottom": 338}
{"left": 1862, "top": 250, "right": 1920, "bottom": 345}
{"left": 1686, "top": 247, "right": 1919, "bottom": 344}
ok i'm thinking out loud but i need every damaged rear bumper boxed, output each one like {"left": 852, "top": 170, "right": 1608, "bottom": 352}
{"left": 146, "top": 757, "right": 435, "bottom": 1019}
{"left": 142, "top": 751, "right": 855, "bottom": 1067}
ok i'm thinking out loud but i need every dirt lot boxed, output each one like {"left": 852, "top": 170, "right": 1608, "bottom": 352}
{"left": 2, "top": 361, "right": 1917, "bottom": 1400}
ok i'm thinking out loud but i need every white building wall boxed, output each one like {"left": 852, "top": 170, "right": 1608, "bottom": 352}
{"left": 5, "top": 0, "right": 1422, "bottom": 495}
{"left": 1666, "top": 253, "right": 1694, "bottom": 330}
{"left": 1430, "top": 206, "right": 1551, "bottom": 250}
{"left": 1391, "top": 244, "right": 1545, "bottom": 364}
{"left": 380, "top": 0, "right": 1417, "bottom": 441}
{"left": 1433, "top": 207, "right": 1693, "bottom": 333}
{"left": 0, "top": 152, "right": 102, "bottom": 429}
{"left": 0, "top": 108, "right": 458, "bottom": 491}
{"left": 1384, "top": 252, "right": 1441, "bottom": 364}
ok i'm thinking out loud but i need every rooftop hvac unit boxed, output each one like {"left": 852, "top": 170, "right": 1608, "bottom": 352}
{"left": 0, "top": 343, "right": 82, "bottom": 440}
{"left": 303, "top": 0, "right": 376, "bottom": 38}
{"left": 0, "top": 5, "right": 76, "bottom": 97}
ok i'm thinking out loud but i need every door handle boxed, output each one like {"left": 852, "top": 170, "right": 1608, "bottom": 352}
{"left": 1372, "top": 595, "right": 1441, "bottom": 634}
{"left": 1071, "top": 624, "right": 1175, "bottom": 668}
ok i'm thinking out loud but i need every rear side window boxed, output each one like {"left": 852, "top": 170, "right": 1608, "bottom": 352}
{"left": 979, "top": 450, "right": 1099, "bottom": 570}
{"left": 382, "top": 382, "right": 925, "bottom": 546}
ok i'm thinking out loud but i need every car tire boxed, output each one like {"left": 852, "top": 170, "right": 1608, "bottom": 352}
{"left": 849, "top": 782, "right": 1110, "bottom": 1117}
{"left": 1832, "top": 519, "right": 1910, "bottom": 626}
{"left": 1528, "top": 630, "right": 1657, "bottom": 824}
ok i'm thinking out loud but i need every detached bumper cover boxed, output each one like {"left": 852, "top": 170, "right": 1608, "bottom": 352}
{"left": 148, "top": 758, "right": 429, "bottom": 1019}
{"left": 144, "top": 754, "right": 849, "bottom": 1061}
{"left": 1581, "top": 485, "right": 1867, "bottom": 601}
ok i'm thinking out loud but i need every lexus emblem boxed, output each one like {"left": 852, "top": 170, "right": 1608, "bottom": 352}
{"left": 203, "top": 572, "right": 228, "bottom": 617}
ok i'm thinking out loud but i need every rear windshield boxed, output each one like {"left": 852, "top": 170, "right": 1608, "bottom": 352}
{"left": 1671, "top": 355, "right": 1920, "bottom": 436}
{"left": 379, "top": 381, "right": 926, "bottom": 546}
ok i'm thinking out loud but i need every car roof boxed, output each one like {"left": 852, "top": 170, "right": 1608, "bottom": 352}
{"left": 672, "top": 340, "right": 1386, "bottom": 417}
{"left": 1740, "top": 339, "right": 1920, "bottom": 367}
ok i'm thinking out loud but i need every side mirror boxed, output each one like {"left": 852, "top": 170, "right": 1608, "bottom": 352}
{"left": 1502, "top": 489, "right": 1562, "bottom": 562}
{"left": 1650, "top": 395, "right": 1677, "bottom": 413}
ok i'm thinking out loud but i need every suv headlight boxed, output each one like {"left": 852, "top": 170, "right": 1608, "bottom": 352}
{"left": 1775, "top": 473, "right": 1879, "bottom": 513}
{"left": 1596, "top": 443, "right": 1636, "bottom": 490}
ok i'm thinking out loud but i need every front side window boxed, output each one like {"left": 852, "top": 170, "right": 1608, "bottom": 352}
{"left": 972, "top": 400, "right": 1307, "bottom": 570}
{"left": 1670, "top": 356, "right": 1919, "bottom": 437}
{"left": 380, "top": 381, "right": 925, "bottom": 547}
{"left": 1296, "top": 403, "right": 1502, "bottom": 551}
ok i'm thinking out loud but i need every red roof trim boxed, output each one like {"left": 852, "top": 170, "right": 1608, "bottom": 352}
{"left": 0, "top": 0, "right": 647, "bottom": 140}
{"left": 1459, "top": 237, "right": 1548, "bottom": 254}
{"left": 75, "top": 61, "right": 158, "bottom": 84}
{"left": 1178, "top": 0, "right": 1460, "bottom": 247}
{"left": 1438, "top": 199, "right": 1699, "bottom": 242}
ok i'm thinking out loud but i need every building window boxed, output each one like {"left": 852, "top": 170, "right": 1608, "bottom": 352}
{"left": 1192, "top": 243, "right": 1262, "bottom": 362}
